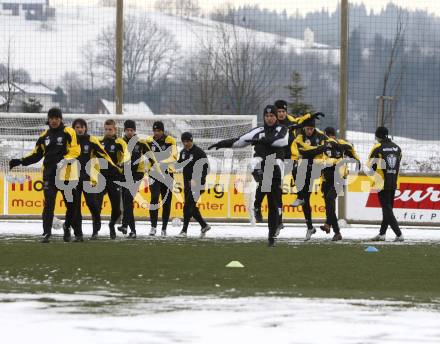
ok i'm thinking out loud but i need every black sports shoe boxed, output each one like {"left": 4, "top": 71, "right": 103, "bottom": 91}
{"left": 128, "top": 232, "right": 137, "bottom": 239}
{"left": 254, "top": 209, "right": 263, "bottom": 223}
{"left": 41, "top": 234, "right": 51, "bottom": 243}
{"left": 117, "top": 226, "right": 127, "bottom": 235}
{"left": 199, "top": 224, "right": 211, "bottom": 238}
{"left": 267, "top": 239, "right": 275, "bottom": 247}
{"left": 320, "top": 224, "right": 331, "bottom": 234}
{"left": 109, "top": 224, "right": 116, "bottom": 240}
{"left": 63, "top": 223, "right": 71, "bottom": 242}
{"left": 73, "top": 235, "right": 84, "bottom": 242}
{"left": 90, "top": 232, "right": 98, "bottom": 240}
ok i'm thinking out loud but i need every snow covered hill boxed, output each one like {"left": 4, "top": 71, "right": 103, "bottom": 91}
{"left": 0, "top": 6, "right": 339, "bottom": 85}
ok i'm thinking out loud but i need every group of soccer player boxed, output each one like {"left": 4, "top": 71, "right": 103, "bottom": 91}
{"left": 9, "top": 107, "right": 211, "bottom": 243}
{"left": 208, "top": 100, "right": 404, "bottom": 246}
{"left": 9, "top": 103, "right": 404, "bottom": 246}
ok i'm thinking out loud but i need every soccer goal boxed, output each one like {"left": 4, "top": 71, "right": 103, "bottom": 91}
{"left": 0, "top": 113, "right": 258, "bottom": 221}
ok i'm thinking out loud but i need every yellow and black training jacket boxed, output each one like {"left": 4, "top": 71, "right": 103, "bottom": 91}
{"left": 145, "top": 134, "right": 177, "bottom": 174}
{"left": 21, "top": 123, "right": 80, "bottom": 181}
{"left": 99, "top": 135, "right": 129, "bottom": 179}
{"left": 367, "top": 138, "right": 402, "bottom": 190}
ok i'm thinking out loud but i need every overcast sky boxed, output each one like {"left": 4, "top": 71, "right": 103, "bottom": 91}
{"left": 51, "top": 0, "right": 439, "bottom": 16}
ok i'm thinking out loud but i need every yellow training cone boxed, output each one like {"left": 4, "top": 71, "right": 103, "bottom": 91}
{"left": 226, "top": 261, "right": 244, "bottom": 268}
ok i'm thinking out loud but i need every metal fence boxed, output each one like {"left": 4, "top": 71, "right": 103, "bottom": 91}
{"left": 0, "top": 1, "right": 439, "bottom": 173}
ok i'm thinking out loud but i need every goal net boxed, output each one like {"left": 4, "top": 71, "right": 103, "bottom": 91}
{"left": 0, "top": 113, "right": 257, "bottom": 179}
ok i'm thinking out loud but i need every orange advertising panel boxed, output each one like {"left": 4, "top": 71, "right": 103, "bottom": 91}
{"left": 5, "top": 173, "right": 325, "bottom": 219}
{"left": 228, "top": 173, "right": 326, "bottom": 219}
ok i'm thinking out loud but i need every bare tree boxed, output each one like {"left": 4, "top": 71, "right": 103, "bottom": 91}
{"left": 154, "top": 0, "right": 174, "bottom": 14}
{"left": 215, "top": 23, "right": 277, "bottom": 115}
{"left": 99, "top": 0, "right": 116, "bottom": 7}
{"left": 377, "top": 11, "right": 407, "bottom": 128}
{"left": 183, "top": 42, "right": 223, "bottom": 115}
{"left": 183, "top": 23, "right": 277, "bottom": 116}
{"left": 82, "top": 42, "right": 96, "bottom": 93}
{"left": 95, "top": 16, "right": 178, "bottom": 95}
{"left": 154, "top": 0, "right": 200, "bottom": 17}
{"left": 60, "top": 72, "right": 85, "bottom": 113}
{"left": 0, "top": 40, "right": 18, "bottom": 112}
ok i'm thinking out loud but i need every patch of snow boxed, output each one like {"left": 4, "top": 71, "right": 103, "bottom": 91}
{"left": 0, "top": 293, "right": 439, "bottom": 343}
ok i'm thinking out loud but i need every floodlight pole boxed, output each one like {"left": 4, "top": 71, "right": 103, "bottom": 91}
{"left": 338, "top": 0, "right": 349, "bottom": 221}
{"left": 116, "top": 0, "right": 124, "bottom": 114}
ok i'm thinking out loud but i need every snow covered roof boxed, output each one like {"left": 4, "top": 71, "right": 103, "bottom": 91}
{"left": 0, "top": 0, "right": 47, "bottom": 4}
{"left": 100, "top": 99, "right": 154, "bottom": 116}
{"left": 0, "top": 95, "right": 6, "bottom": 106}
{"left": 12, "top": 82, "right": 56, "bottom": 96}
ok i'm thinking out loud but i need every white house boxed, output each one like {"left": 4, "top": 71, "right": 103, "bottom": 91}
{"left": 97, "top": 98, "right": 154, "bottom": 116}
{"left": 0, "top": 0, "right": 55, "bottom": 20}
{"left": 0, "top": 81, "right": 59, "bottom": 112}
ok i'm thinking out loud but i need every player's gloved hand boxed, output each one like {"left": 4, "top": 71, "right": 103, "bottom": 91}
{"left": 312, "top": 112, "right": 325, "bottom": 119}
{"left": 9, "top": 159, "right": 21, "bottom": 170}
{"left": 208, "top": 138, "right": 236, "bottom": 150}
{"left": 324, "top": 141, "right": 336, "bottom": 149}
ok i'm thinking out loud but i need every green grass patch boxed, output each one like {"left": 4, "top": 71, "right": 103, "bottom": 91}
{"left": 1, "top": 237, "right": 440, "bottom": 302}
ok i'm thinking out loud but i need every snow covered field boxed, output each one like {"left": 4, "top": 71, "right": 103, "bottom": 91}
{"left": 1, "top": 293, "right": 439, "bottom": 343}
{"left": 1, "top": 221, "right": 440, "bottom": 343}
{"left": 1, "top": 220, "right": 440, "bottom": 243}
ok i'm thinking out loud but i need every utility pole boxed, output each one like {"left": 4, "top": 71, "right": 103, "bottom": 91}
{"left": 338, "top": 0, "right": 348, "bottom": 221}
{"left": 115, "top": 0, "right": 124, "bottom": 114}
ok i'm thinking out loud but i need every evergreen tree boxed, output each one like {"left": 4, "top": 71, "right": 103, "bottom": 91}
{"left": 54, "top": 86, "right": 67, "bottom": 108}
{"left": 22, "top": 97, "right": 43, "bottom": 113}
{"left": 285, "top": 71, "right": 313, "bottom": 115}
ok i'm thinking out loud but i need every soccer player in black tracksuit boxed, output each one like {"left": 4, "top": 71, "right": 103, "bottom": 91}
{"left": 252, "top": 99, "right": 318, "bottom": 226}
{"left": 117, "top": 120, "right": 149, "bottom": 239}
{"left": 319, "top": 127, "right": 360, "bottom": 241}
{"left": 145, "top": 121, "right": 177, "bottom": 237}
{"left": 367, "top": 126, "right": 404, "bottom": 242}
{"left": 294, "top": 117, "right": 331, "bottom": 241}
{"left": 70, "top": 118, "right": 120, "bottom": 241}
{"left": 209, "top": 105, "right": 288, "bottom": 247}
{"left": 98, "top": 119, "right": 129, "bottom": 239}
{"left": 177, "top": 132, "right": 211, "bottom": 238}
{"left": 9, "top": 108, "right": 80, "bottom": 243}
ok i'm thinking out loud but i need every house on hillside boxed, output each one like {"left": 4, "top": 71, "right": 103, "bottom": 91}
{"left": 0, "top": 81, "right": 59, "bottom": 112}
{"left": 0, "top": 0, "right": 55, "bottom": 21}
{"left": 97, "top": 98, "right": 154, "bottom": 116}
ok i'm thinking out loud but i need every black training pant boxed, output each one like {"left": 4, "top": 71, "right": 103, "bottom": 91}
{"left": 149, "top": 173, "right": 173, "bottom": 230}
{"left": 254, "top": 182, "right": 283, "bottom": 225}
{"left": 72, "top": 181, "right": 102, "bottom": 236}
{"left": 292, "top": 160, "right": 298, "bottom": 185}
{"left": 42, "top": 180, "right": 77, "bottom": 236}
{"left": 182, "top": 186, "right": 207, "bottom": 232}
{"left": 322, "top": 180, "right": 340, "bottom": 234}
{"left": 298, "top": 165, "right": 315, "bottom": 230}
{"left": 121, "top": 187, "right": 136, "bottom": 232}
{"left": 378, "top": 189, "right": 402, "bottom": 236}
{"left": 254, "top": 183, "right": 266, "bottom": 211}
{"left": 97, "top": 179, "right": 121, "bottom": 228}
{"left": 121, "top": 174, "right": 144, "bottom": 233}
{"left": 261, "top": 178, "right": 282, "bottom": 244}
